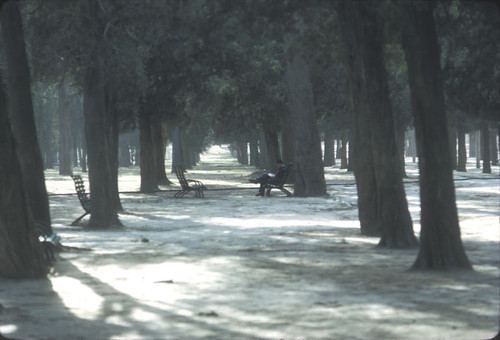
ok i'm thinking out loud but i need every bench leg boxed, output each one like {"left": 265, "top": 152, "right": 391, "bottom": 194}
{"left": 71, "top": 211, "right": 89, "bottom": 226}
{"left": 281, "top": 188, "right": 293, "bottom": 197}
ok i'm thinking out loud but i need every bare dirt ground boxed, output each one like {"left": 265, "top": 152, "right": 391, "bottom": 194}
{"left": 1, "top": 146, "right": 499, "bottom": 340}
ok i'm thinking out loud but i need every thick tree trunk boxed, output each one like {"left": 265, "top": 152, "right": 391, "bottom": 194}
{"left": 83, "top": 55, "right": 122, "bottom": 228}
{"left": 139, "top": 110, "right": 158, "bottom": 193}
{"left": 0, "top": 73, "right": 47, "bottom": 279}
{"left": 457, "top": 125, "right": 467, "bottom": 172}
{"left": 481, "top": 122, "right": 491, "bottom": 173}
{"left": 280, "top": 111, "right": 294, "bottom": 164}
{"left": 284, "top": 35, "right": 326, "bottom": 197}
{"left": 400, "top": 2, "right": 472, "bottom": 270}
{"left": 1, "top": 1, "right": 52, "bottom": 232}
{"left": 339, "top": 1, "right": 416, "bottom": 245}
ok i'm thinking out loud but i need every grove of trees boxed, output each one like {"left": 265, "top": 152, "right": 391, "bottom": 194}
{"left": 0, "top": 0, "right": 498, "bottom": 278}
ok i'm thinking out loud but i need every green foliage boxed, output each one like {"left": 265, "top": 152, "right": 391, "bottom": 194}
{"left": 437, "top": 0, "right": 500, "bottom": 124}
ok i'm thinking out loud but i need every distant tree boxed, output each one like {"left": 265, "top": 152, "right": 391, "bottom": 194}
{"left": 0, "top": 1, "right": 52, "bottom": 232}
{"left": 0, "top": 68, "right": 47, "bottom": 279}
{"left": 437, "top": 1, "right": 499, "bottom": 173}
{"left": 284, "top": 30, "right": 326, "bottom": 197}
{"left": 399, "top": 2, "right": 472, "bottom": 270}
{"left": 57, "top": 72, "right": 73, "bottom": 176}
{"left": 337, "top": 1, "right": 417, "bottom": 247}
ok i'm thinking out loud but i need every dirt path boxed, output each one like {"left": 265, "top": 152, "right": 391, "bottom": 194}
{"left": 1, "top": 147, "right": 499, "bottom": 339}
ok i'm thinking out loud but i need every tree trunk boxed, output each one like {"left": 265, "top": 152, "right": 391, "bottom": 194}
{"left": 1, "top": 1, "right": 52, "bottom": 232}
{"left": 152, "top": 117, "right": 171, "bottom": 185}
{"left": 457, "top": 125, "right": 467, "bottom": 172}
{"left": 0, "top": 72, "right": 47, "bottom": 279}
{"left": 475, "top": 130, "right": 481, "bottom": 169}
{"left": 395, "top": 125, "right": 407, "bottom": 178}
{"left": 340, "top": 130, "right": 349, "bottom": 169}
{"left": 400, "top": 2, "right": 472, "bottom": 270}
{"left": 281, "top": 110, "right": 294, "bottom": 165}
{"left": 284, "top": 35, "right": 326, "bottom": 197}
{"left": 323, "top": 126, "right": 335, "bottom": 167}
{"left": 106, "top": 99, "right": 122, "bottom": 213}
{"left": 57, "top": 78, "right": 73, "bottom": 175}
{"left": 262, "top": 127, "right": 281, "bottom": 170}
{"left": 236, "top": 140, "right": 248, "bottom": 165}
{"left": 469, "top": 131, "right": 477, "bottom": 158}
{"left": 481, "top": 121, "right": 491, "bottom": 173}
{"left": 491, "top": 127, "right": 498, "bottom": 165}
{"left": 83, "top": 53, "right": 122, "bottom": 228}
{"left": 139, "top": 109, "right": 158, "bottom": 193}
{"left": 338, "top": 1, "right": 416, "bottom": 246}
{"left": 448, "top": 123, "right": 457, "bottom": 170}
{"left": 118, "top": 136, "right": 132, "bottom": 167}
{"left": 249, "top": 139, "right": 259, "bottom": 167}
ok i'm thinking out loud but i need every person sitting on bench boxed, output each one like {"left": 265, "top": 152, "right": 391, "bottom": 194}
{"left": 249, "top": 160, "right": 288, "bottom": 196}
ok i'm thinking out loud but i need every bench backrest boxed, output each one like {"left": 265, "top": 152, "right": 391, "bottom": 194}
{"left": 71, "top": 175, "right": 91, "bottom": 212}
{"left": 174, "top": 166, "right": 189, "bottom": 189}
{"left": 272, "top": 162, "right": 292, "bottom": 187}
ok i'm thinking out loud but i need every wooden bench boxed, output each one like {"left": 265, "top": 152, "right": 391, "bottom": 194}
{"left": 34, "top": 221, "right": 61, "bottom": 263}
{"left": 264, "top": 162, "right": 293, "bottom": 197}
{"left": 173, "top": 165, "right": 207, "bottom": 198}
{"left": 70, "top": 175, "right": 91, "bottom": 225}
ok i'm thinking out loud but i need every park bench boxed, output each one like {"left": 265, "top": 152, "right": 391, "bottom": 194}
{"left": 264, "top": 162, "right": 293, "bottom": 197}
{"left": 34, "top": 220, "right": 61, "bottom": 263}
{"left": 173, "top": 165, "right": 207, "bottom": 198}
{"left": 70, "top": 175, "right": 91, "bottom": 225}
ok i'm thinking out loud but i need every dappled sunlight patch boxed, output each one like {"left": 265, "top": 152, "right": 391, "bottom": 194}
{"left": 51, "top": 276, "right": 104, "bottom": 320}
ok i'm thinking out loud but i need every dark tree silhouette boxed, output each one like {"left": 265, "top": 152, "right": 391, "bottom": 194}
{"left": 400, "top": 2, "right": 472, "bottom": 270}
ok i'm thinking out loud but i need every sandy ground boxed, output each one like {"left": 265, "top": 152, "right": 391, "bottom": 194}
{"left": 0, "top": 145, "right": 499, "bottom": 340}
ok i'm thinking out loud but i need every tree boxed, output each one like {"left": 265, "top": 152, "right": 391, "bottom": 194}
{"left": 399, "top": 2, "right": 472, "bottom": 270}
{"left": 337, "top": 1, "right": 417, "bottom": 247}
{"left": 282, "top": 8, "right": 326, "bottom": 197}
{"left": 0, "top": 60, "right": 47, "bottom": 279}
{"left": 0, "top": 0, "right": 52, "bottom": 232}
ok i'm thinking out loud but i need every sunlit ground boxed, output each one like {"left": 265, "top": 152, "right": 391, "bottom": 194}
{"left": 1, "top": 146, "right": 498, "bottom": 339}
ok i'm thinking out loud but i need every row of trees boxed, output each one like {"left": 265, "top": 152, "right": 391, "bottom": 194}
{"left": 0, "top": 0, "right": 498, "bottom": 278}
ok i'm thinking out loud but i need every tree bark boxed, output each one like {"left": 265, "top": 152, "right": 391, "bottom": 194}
{"left": 151, "top": 116, "right": 171, "bottom": 185}
{"left": 0, "top": 72, "right": 47, "bottom": 279}
{"left": 400, "top": 2, "right": 472, "bottom": 270}
{"left": 1, "top": 1, "right": 52, "bottom": 232}
{"left": 57, "top": 78, "right": 73, "bottom": 175}
{"left": 262, "top": 127, "right": 281, "bottom": 170}
{"left": 457, "top": 125, "right": 467, "bottom": 172}
{"left": 338, "top": 1, "right": 416, "bottom": 245}
{"left": 280, "top": 110, "right": 294, "bottom": 165}
{"left": 83, "top": 53, "right": 122, "bottom": 227}
{"left": 249, "top": 139, "right": 259, "bottom": 167}
{"left": 340, "top": 130, "right": 349, "bottom": 169}
{"left": 284, "top": 35, "right": 326, "bottom": 197}
{"left": 139, "top": 109, "right": 158, "bottom": 192}
{"left": 491, "top": 127, "right": 498, "bottom": 165}
{"left": 323, "top": 126, "right": 335, "bottom": 167}
{"left": 481, "top": 121, "right": 492, "bottom": 173}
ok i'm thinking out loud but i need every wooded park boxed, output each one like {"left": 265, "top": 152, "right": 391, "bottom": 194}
{"left": 0, "top": 1, "right": 498, "bottom": 339}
